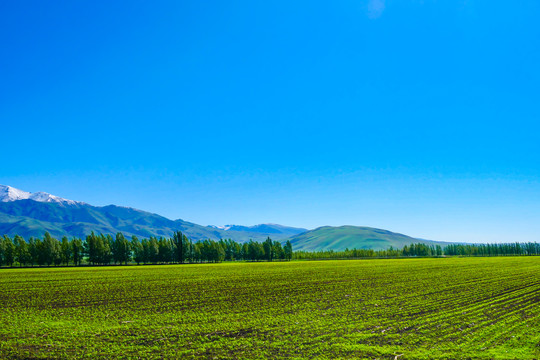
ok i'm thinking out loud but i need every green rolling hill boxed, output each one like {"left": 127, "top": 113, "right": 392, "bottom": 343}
{"left": 288, "top": 225, "right": 450, "bottom": 251}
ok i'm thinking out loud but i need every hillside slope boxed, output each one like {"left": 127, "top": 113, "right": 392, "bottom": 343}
{"left": 288, "top": 225, "right": 449, "bottom": 251}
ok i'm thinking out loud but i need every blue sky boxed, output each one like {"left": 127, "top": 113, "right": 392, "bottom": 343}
{"left": 1, "top": 0, "right": 539, "bottom": 242}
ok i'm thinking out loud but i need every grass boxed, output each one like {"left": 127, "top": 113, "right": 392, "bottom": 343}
{"left": 1, "top": 257, "right": 539, "bottom": 359}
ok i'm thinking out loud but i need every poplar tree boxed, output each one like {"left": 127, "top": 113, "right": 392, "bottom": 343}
{"left": 172, "top": 231, "right": 184, "bottom": 263}
{"left": 28, "top": 237, "right": 40, "bottom": 266}
{"left": 263, "top": 237, "right": 273, "bottom": 262}
{"left": 131, "top": 236, "right": 144, "bottom": 265}
{"left": 71, "top": 238, "right": 84, "bottom": 266}
{"left": 0, "top": 236, "right": 6, "bottom": 266}
{"left": 42, "top": 232, "right": 60, "bottom": 266}
{"left": 284, "top": 240, "right": 293, "bottom": 261}
{"left": 114, "top": 232, "right": 131, "bottom": 265}
{"left": 14, "top": 235, "right": 30, "bottom": 266}
{"left": 86, "top": 232, "right": 98, "bottom": 265}
{"left": 3, "top": 236, "right": 15, "bottom": 266}
{"left": 273, "top": 241, "right": 284, "bottom": 260}
{"left": 61, "top": 236, "right": 71, "bottom": 265}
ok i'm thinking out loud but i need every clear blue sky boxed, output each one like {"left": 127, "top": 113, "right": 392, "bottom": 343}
{"left": 1, "top": 1, "right": 539, "bottom": 243}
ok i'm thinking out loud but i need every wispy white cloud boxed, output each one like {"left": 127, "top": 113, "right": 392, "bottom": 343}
{"left": 368, "top": 0, "right": 386, "bottom": 19}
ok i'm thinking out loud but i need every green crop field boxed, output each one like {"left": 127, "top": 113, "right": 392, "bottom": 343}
{"left": 1, "top": 257, "right": 539, "bottom": 359}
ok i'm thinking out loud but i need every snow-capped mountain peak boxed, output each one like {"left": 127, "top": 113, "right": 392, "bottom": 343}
{"left": 0, "top": 185, "right": 81, "bottom": 205}
{"left": 0, "top": 185, "right": 31, "bottom": 202}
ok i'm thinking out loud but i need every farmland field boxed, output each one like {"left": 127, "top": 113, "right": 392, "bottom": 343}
{"left": 1, "top": 258, "right": 539, "bottom": 359}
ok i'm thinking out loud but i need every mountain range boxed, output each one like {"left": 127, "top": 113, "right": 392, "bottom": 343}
{"left": 0, "top": 185, "right": 306, "bottom": 242}
{"left": 0, "top": 185, "right": 452, "bottom": 250}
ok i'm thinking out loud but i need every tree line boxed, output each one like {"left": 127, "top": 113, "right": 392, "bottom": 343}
{"left": 443, "top": 242, "right": 540, "bottom": 257}
{"left": 293, "top": 242, "right": 540, "bottom": 260}
{"left": 294, "top": 243, "right": 443, "bottom": 260}
{"left": 0, "top": 231, "right": 293, "bottom": 267}
{"left": 1, "top": 233, "right": 539, "bottom": 267}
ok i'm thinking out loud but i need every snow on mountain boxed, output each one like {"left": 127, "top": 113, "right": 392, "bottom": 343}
{"left": 208, "top": 225, "right": 233, "bottom": 230}
{"left": 0, "top": 185, "right": 31, "bottom": 202}
{"left": 0, "top": 185, "right": 81, "bottom": 205}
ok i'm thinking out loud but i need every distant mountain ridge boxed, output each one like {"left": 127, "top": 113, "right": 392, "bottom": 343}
{"left": 209, "top": 224, "right": 307, "bottom": 236}
{"left": 0, "top": 185, "right": 306, "bottom": 242}
{"left": 0, "top": 185, "right": 82, "bottom": 205}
